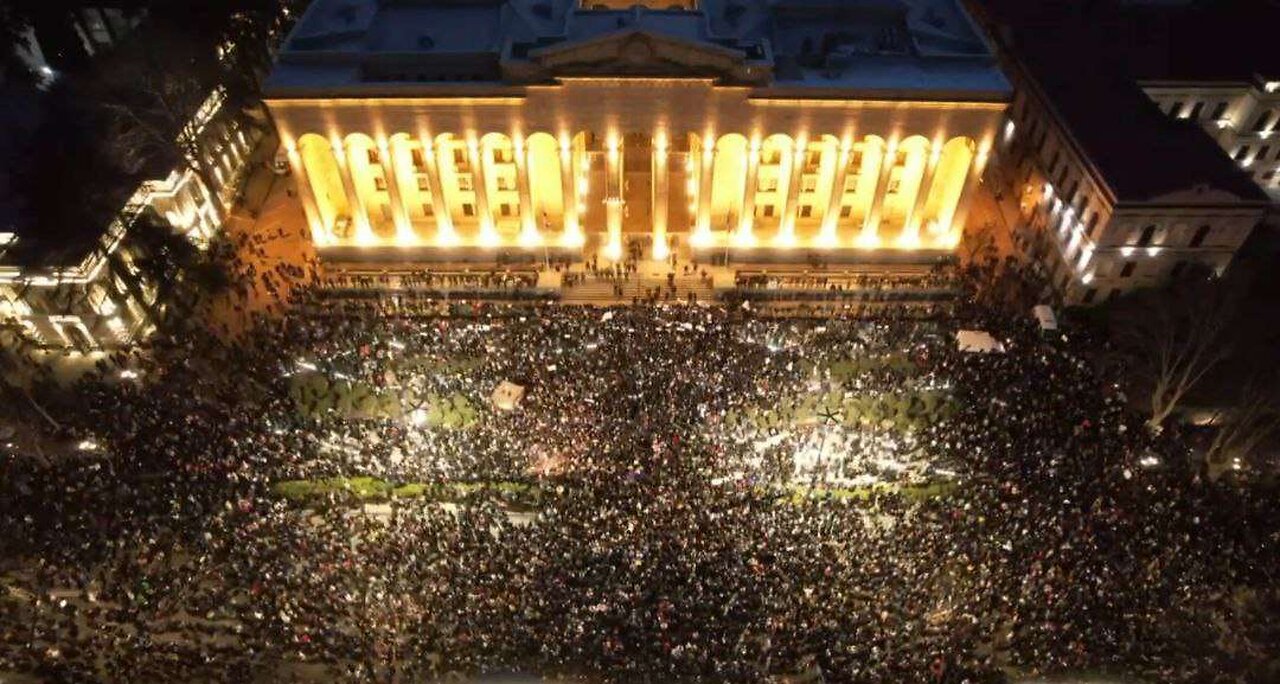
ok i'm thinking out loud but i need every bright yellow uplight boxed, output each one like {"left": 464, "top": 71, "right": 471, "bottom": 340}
{"left": 478, "top": 224, "right": 500, "bottom": 248}
{"left": 816, "top": 230, "right": 838, "bottom": 248}
{"left": 896, "top": 231, "right": 921, "bottom": 249}
{"left": 690, "top": 229, "right": 713, "bottom": 249}
{"left": 519, "top": 226, "right": 543, "bottom": 248}
{"left": 856, "top": 232, "right": 881, "bottom": 249}
{"left": 773, "top": 230, "right": 797, "bottom": 248}
{"left": 604, "top": 237, "right": 623, "bottom": 261}
{"left": 734, "top": 229, "right": 757, "bottom": 248}
{"left": 437, "top": 228, "right": 459, "bottom": 247}
{"left": 562, "top": 228, "right": 585, "bottom": 248}
{"left": 652, "top": 236, "right": 669, "bottom": 260}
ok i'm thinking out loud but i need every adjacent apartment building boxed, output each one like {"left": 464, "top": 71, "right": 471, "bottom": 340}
{"left": 970, "top": 0, "right": 1270, "bottom": 306}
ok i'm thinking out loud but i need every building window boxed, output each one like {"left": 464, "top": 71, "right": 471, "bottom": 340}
{"left": 759, "top": 177, "right": 777, "bottom": 192}
{"left": 1210, "top": 101, "right": 1228, "bottom": 120}
{"left": 417, "top": 176, "right": 430, "bottom": 191}
{"left": 497, "top": 177, "right": 512, "bottom": 191}
{"left": 453, "top": 148, "right": 466, "bottom": 165}
{"left": 1251, "top": 111, "right": 1272, "bottom": 132}
{"left": 840, "top": 205, "right": 852, "bottom": 217}
{"left": 762, "top": 204, "right": 775, "bottom": 217}
{"left": 367, "top": 148, "right": 380, "bottom": 165}
{"left": 412, "top": 149, "right": 426, "bottom": 168}
{"left": 1257, "top": 146, "right": 1271, "bottom": 161}
{"left": 1086, "top": 212, "right": 1101, "bottom": 239}
{"left": 1136, "top": 224, "right": 1155, "bottom": 247}
{"left": 801, "top": 176, "right": 817, "bottom": 192}
{"left": 1190, "top": 224, "right": 1211, "bottom": 247}
{"left": 422, "top": 203, "right": 433, "bottom": 217}
{"left": 1120, "top": 261, "right": 1136, "bottom": 278}
{"left": 1170, "top": 260, "right": 1187, "bottom": 279}
{"left": 1234, "top": 146, "right": 1250, "bottom": 160}
{"left": 462, "top": 203, "right": 475, "bottom": 217}
{"left": 1107, "top": 288, "right": 1120, "bottom": 303}
{"left": 799, "top": 205, "right": 813, "bottom": 218}
{"left": 457, "top": 175, "right": 472, "bottom": 191}
{"left": 500, "top": 203, "right": 512, "bottom": 217}
{"left": 374, "top": 176, "right": 387, "bottom": 192}
{"left": 1168, "top": 101, "right": 1184, "bottom": 116}
{"left": 1082, "top": 288, "right": 1097, "bottom": 304}
{"left": 1188, "top": 101, "right": 1204, "bottom": 119}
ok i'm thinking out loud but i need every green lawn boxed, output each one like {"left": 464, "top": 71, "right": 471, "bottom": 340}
{"left": 272, "top": 476, "right": 956, "bottom": 509}
{"left": 272, "top": 477, "right": 539, "bottom": 507}
{"left": 726, "top": 388, "right": 957, "bottom": 434}
{"left": 289, "top": 372, "right": 480, "bottom": 426}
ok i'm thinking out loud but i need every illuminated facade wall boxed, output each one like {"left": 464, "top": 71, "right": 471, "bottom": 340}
{"left": 1143, "top": 80, "right": 1280, "bottom": 201}
{"left": 266, "top": 0, "right": 1009, "bottom": 265}
{"left": 997, "top": 75, "right": 1266, "bottom": 307}
{"left": 0, "top": 90, "right": 259, "bottom": 352}
{"left": 271, "top": 85, "right": 1002, "bottom": 261}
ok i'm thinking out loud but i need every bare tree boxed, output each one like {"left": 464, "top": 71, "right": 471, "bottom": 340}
{"left": 1204, "top": 373, "right": 1280, "bottom": 480}
{"left": 96, "top": 26, "right": 228, "bottom": 220}
{"left": 1110, "top": 271, "right": 1241, "bottom": 430}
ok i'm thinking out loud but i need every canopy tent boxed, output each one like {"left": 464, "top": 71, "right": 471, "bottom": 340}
{"left": 1032, "top": 304, "right": 1058, "bottom": 332}
{"left": 490, "top": 381, "right": 526, "bottom": 411}
{"left": 955, "top": 330, "right": 1006, "bottom": 354}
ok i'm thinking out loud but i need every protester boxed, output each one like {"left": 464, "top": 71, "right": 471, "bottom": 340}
{"left": 0, "top": 282, "right": 1276, "bottom": 684}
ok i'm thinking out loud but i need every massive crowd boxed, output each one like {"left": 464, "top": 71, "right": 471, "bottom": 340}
{"left": 1, "top": 291, "right": 1278, "bottom": 683}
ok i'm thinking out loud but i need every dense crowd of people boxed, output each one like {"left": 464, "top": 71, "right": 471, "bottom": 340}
{"left": 1, "top": 291, "right": 1278, "bottom": 683}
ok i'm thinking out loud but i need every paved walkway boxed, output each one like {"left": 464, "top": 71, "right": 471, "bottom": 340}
{"left": 203, "top": 140, "right": 318, "bottom": 340}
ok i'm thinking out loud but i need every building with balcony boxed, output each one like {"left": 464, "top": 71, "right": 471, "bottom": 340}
{"left": 265, "top": 0, "right": 1010, "bottom": 272}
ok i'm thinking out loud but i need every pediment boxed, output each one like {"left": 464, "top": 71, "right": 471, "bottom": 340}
{"left": 529, "top": 29, "right": 748, "bottom": 79}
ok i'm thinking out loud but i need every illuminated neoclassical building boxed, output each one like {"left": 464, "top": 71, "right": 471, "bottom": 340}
{"left": 266, "top": 0, "right": 1009, "bottom": 265}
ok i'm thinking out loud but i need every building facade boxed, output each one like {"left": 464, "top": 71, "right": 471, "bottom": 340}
{"left": 0, "top": 89, "right": 260, "bottom": 352}
{"left": 266, "top": 0, "right": 1009, "bottom": 268}
{"left": 1143, "top": 79, "right": 1280, "bottom": 201}
{"left": 968, "top": 0, "right": 1270, "bottom": 306}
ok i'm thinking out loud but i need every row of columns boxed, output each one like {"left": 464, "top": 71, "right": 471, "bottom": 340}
{"left": 290, "top": 132, "right": 986, "bottom": 256}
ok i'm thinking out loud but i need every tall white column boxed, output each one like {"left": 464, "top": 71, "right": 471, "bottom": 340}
{"left": 819, "top": 144, "right": 852, "bottom": 246}
{"left": 694, "top": 135, "right": 715, "bottom": 243}
{"left": 737, "top": 142, "right": 760, "bottom": 246}
{"left": 652, "top": 135, "right": 670, "bottom": 259}
{"left": 468, "top": 139, "right": 497, "bottom": 245}
{"left": 335, "top": 141, "right": 372, "bottom": 243}
{"left": 559, "top": 140, "right": 582, "bottom": 247}
{"left": 286, "top": 144, "right": 326, "bottom": 246}
{"left": 905, "top": 144, "right": 940, "bottom": 238}
{"left": 514, "top": 140, "right": 539, "bottom": 246}
{"left": 776, "top": 144, "right": 805, "bottom": 245}
{"left": 861, "top": 143, "right": 897, "bottom": 244}
{"left": 421, "top": 138, "right": 456, "bottom": 244}
{"left": 944, "top": 148, "right": 987, "bottom": 246}
{"left": 377, "top": 141, "right": 412, "bottom": 241}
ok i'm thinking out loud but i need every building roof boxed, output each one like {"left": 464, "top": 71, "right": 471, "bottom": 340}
{"left": 267, "top": 0, "right": 1009, "bottom": 100}
{"left": 974, "top": 0, "right": 1269, "bottom": 204}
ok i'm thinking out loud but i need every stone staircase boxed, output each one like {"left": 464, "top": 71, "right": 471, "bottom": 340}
{"left": 558, "top": 270, "right": 717, "bottom": 306}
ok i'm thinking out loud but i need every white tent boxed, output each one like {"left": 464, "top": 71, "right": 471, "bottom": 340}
{"left": 490, "top": 381, "right": 526, "bottom": 411}
{"left": 1032, "top": 304, "right": 1058, "bottom": 332}
{"left": 955, "top": 330, "right": 1006, "bottom": 354}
